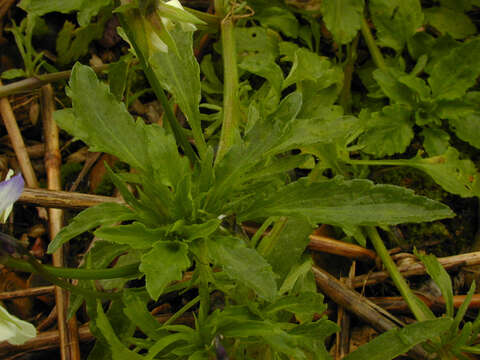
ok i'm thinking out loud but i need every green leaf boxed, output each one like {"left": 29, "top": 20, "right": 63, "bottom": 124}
{"left": 207, "top": 237, "right": 277, "bottom": 302}
{"left": 239, "top": 178, "right": 454, "bottom": 227}
{"left": 58, "top": 63, "right": 148, "bottom": 170}
{"left": 415, "top": 251, "right": 454, "bottom": 317}
{"left": 108, "top": 59, "right": 129, "bottom": 101}
{"left": 406, "top": 147, "right": 480, "bottom": 197}
{"left": 47, "top": 203, "right": 135, "bottom": 254}
{"left": 425, "top": 7, "right": 476, "bottom": 40}
{"left": 358, "top": 105, "right": 414, "bottom": 157}
{"left": 56, "top": 14, "right": 110, "bottom": 65}
{"left": 263, "top": 292, "right": 327, "bottom": 323}
{"left": 369, "top": 0, "right": 423, "bottom": 52}
{"left": 87, "top": 299, "right": 137, "bottom": 360}
{"left": 93, "top": 301, "right": 143, "bottom": 360}
{"left": 283, "top": 48, "right": 342, "bottom": 89}
{"left": 254, "top": 6, "right": 299, "bottom": 38}
{"left": 140, "top": 241, "right": 191, "bottom": 300}
{"left": 344, "top": 318, "right": 453, "bottom": 360}
{"left": 1, "top": 69, "right": 27, "bottom": 79}
{"left": 321, "top": 0, "right": 364, "bottom": 45}
{"left": 146, "top": 24, "right": 205, "bottom": 155}
{"left": 19, "top": 0, "right": 111, "bottom": 26}
{"left": 122, "top": 289, "right": 164, "bottom": 341}
{"left": 373, "top": 68, "right": 417, "bottom": 106}
{"left": 449, "top": 112, "right": 480, "bottom": 150}
{"left": 421, "top": 128, "right": 450, "bottom": 156}
{"left": 428, "top": 38, "right": 480, "bottom": 100}
{"left": 95, "top": 222, "right": 165, "bottom": 250}
{"left": 264, "top": 217, "right": 313, "bottom": 281}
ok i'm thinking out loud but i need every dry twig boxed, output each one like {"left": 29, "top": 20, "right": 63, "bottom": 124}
{"left": 41, "top": 84, "right": 80, "bottom": 360}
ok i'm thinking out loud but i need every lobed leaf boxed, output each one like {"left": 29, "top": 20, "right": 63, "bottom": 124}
{"left": 358, "top": 105, "right": 414, "bottom": 157}
{"left": 369, "top": 0, "right": 424, "bottom": 52}
{"left": 140, "top": 241, "right": 191, "bottom": 300}
{"left": 321, "top": 0, "right": 364, "bottom": 45}
{"left": 428, "top": 37, "right": 480, "bottom": 100}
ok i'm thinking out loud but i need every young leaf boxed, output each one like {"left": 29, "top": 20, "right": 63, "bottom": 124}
{"left": 421, "top": 128, "right": 450, "bottom": 156}
{"left": 344, "top": 318, "right": 453, "bottom": 360}
{"left": 428, "top": 37, "right": 480, "bottom": 100}
{"left": 321, "top": 0, "right": 364, "bottom": 45}
{"left": 369, "top": 0, "right": 424, "bottom": 52}
{"left": 47, "top": 203, "right": 135, "bottom": 254}
{"left": 95, "top": 222, "right": 165, "bottom": 250}
{"left": 358, "top": 105, "right": 414, "bottom": 156}
{"left": 239, "top": 178, "right": 454, "bottom": 227}
{"left": 140, "top": 241, "right": 191, "bottom": 300}
{"left": 207, "top": 237, "right": 277, "bottom": 302}
{"left": 143, "top": 24, "right": 206, "bottom": 155}
{"left": 415, "top": 251, "right": 454, "bottom": 317}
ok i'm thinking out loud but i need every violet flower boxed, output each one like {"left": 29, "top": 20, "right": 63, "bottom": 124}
{"left": 0, "top": 171, "right": 36, "bottom": 346}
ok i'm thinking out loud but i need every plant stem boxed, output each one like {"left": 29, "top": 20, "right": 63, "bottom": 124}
{"left": 339, "top": 34, "right": 359, "bottom": 113}
{"left": 360, "top": 17, "right": 386, "bottom": 71}
{"left": 162, "top": 296, "right": 200, "bottom": 327}
{"left": 5, "top": 256, "right": 140, "bottom": 279}
{"left": 215, "top": 15, "right": 240, "bottom": 165}
{"left": 366, "top": 226, "right": 431, "bottom": 322}
{"left": 257, "top": 217, "right": 288, "bottom": 257}
{"left": 347, "top": 158, "right": 411, "bottom": 167}
{"left": 196, "top": 239, "right": 210, "bottom": 325}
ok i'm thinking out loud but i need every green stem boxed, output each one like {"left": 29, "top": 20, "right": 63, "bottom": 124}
{"left": 162, "top": 296, "right": 200, "bottom": 328}
{"left": 196, "top": 239, "right": 210, "bottom": 325}
{"left": 257, "top": 217, "right": 288, "bottom": 257}
{"left": 5, "top": 256, "right": 140, "bottom": 280}
{"left": 339, "top": 34, "right": 359, "bottom": 113}
{"left": 118, "top": 14, "right": 198, "bottom": 164}
{"left": 360, "top": 17, "right": 386, "bottom": 71}
{"left": 347, "top": 158, "right": 411, "bottom": 167}
{"left": 215, "top": 16, "right": 240, "bottom": 165}
{"left": 366, "top": 226, "right": 431, "bottom": 321}
{"left": 22, "top": 256, "right": 120, "bottom": 300}
{"left": 214, "top": 0, "right": 225, "bottom": 17}
{"left": 250, "top": 216, "right": 276, "bottom": 249}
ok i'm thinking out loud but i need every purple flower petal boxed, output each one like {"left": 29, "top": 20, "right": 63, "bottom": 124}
{"left": 0, "top": 174, "right": 24, "bottom": 214}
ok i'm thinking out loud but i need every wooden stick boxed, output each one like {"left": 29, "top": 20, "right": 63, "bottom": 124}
{"left": 312, "top": 266, "right": 428, "bottom": 360}
{"left": 18, "top": 188, "right": 124, "bottom": 209}
{"left": 243, "top": 224, "right": 377, "bottom": 262}
{"left": 336, "top": 263, "right": 355, "bottom": 358}
{"left": 347, "top": 251, "right": 480, "bottom": 288}
{"left": 0, "top": 285, "right": 54, "bottom": 300}
{"left": 41, "top": 84, "right": 80, "bottom": 360}
{"left": 0, "top": 80, "right": 39, "bottom": 188}
{"left": 370, "top": 294, "right": 480, "bottom": 313}
{"left": 0, "top": 65, "right": 108, "bottom": 98}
